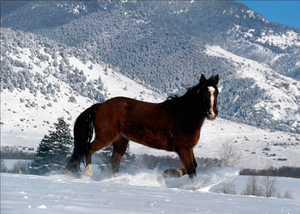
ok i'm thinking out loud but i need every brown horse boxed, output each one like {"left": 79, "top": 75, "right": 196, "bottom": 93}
{"left": 65, "top": 74, "right": 219, "bottom": 179}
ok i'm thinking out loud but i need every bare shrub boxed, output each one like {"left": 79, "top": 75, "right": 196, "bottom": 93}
{"left": 215, "top": 182, "right": 237, "bottom": 195}
{"left": 283, "top": 190, "right": 293, "bottom": 199}
{"left": 8, "top": 160, "right": 31, "bottom": 174}
{"left": 260, "top": 175, "right": 277, "bottom": 198}
{"left": 219, "top": 142, "right": 242, "bottom": 167}
{"left": 242, "top": 176, "right": 263, "bottom": 196}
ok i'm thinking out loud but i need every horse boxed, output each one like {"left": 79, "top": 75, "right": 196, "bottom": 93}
{"left": 65, "top": 74, "right": 219, "bottom": 179}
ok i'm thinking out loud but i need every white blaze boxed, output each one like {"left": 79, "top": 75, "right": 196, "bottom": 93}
{"left": 208, "top": 86, "right": 215, "bottom": 116}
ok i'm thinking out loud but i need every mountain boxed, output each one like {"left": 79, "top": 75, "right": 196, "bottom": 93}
{"left": 1, "top": 1, "right": 300, "bottom": 168}
{"left": 0, "top": 27, "right": 163, "bottom": 147}
{"left": 1, "top": 1, "right": 299, "bottom": 134}
{"left": 2, "top": 1, "right": 299, "bottom": 79}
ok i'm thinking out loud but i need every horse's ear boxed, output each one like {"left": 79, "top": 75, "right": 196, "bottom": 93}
{"left": 213, "top": 74, "right": 219, "bottom": 85}
{"left": 200, "top": 74, "right": 206, "bottom": 84}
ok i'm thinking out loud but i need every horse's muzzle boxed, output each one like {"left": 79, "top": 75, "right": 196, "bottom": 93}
{"left": 207, "top": 110, "right": 218, "bottom": 120}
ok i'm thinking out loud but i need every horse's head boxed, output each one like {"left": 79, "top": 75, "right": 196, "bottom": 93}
{"left": 198, "top": 74, "right": 219, "bottom": 120}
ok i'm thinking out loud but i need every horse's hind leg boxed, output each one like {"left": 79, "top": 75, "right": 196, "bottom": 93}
{"left": 80, "top": 137, "right": 116, "bottom": 179}
{"left": 110, "top": 136, "right": 129, "bottom": 176}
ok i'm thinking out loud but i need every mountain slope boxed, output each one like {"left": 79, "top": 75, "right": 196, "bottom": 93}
{"left": 1, "top": 1, "right": 299, "bottom": 133}
{"left": 206, "top": 45, "right": 300, "bottom": 130}
{"left": 1, "top": 28, "right": 163, "bottom": 148}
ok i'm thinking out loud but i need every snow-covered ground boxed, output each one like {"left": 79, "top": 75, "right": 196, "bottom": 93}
{"left": 2, "top": 168, "right": 300, "bottom": 214}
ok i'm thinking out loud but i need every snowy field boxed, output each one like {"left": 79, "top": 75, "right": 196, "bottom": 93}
{"left": 2, "top": 167, "right": 300, "bottom": 214}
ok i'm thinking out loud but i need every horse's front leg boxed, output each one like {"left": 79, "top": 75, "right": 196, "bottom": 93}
{"left": 176, "top": 148, "right": 197, "bottom": 179}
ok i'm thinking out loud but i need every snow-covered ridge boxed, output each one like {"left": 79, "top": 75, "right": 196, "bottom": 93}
{"left": 1, "top": 45, "right": 164, "bottom": 149}
{"left": 67, "top": 56, "right": 163, "bottom": 101}
{"left": 205, "top": 45, "right": 300, "bottom": 126}
{"left": 257, "top": 30, "right": 300, "bottom": 50}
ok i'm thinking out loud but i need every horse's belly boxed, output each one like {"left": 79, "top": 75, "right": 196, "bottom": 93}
{"left": 133, "top": 138, "right": 174, "bottom": 151}
{"left": 121, "top": 125, "right": 174, "bottom": 151}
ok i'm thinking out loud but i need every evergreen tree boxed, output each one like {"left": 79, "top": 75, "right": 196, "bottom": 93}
{"left": 30, "top": 117, "right": 73, "bottom": 175}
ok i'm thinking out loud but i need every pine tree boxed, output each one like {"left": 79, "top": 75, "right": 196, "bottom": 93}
{"left": 30, "top": 117, "right": 73, "bottom": 175}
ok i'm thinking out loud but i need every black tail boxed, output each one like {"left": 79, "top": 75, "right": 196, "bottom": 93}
{"left": 64, "top": 104, "right": 100, "bottom": 173}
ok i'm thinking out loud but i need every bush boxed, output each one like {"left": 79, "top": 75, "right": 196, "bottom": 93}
{"left": 215, "top": 182, "right": 237, "bottom": 195}
{"left": 8, "top": 160, "right": 31, "bottom": 174}
{"left": 219, "top": 142, "right": 241, "bottom": 167}
{"left": 242, "top": 175, "right": 293, "bottom": 199}
{"left": 242, "top": 176, "right": 263, "bottom": 196}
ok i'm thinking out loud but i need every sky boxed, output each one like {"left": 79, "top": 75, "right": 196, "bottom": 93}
{"left": 236, "top": 1, "right": 300, "bottom": 30}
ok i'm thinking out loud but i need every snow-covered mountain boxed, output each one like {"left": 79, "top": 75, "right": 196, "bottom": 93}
{"left": 1, "top": 1, "right": 300, "bottom": 169}
{"left": 2, "top": 1, "right": 300, "bottom": 133}
{"left": 1, "top": 34, "right": 163, "bottom": 148}
{"left": 206, "top": 45, "right": 300, "bottom": 128}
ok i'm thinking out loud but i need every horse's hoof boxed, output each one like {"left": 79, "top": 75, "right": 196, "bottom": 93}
{"left": 79, "top": 174, "right": 92, "bottom": 180}
{"left": 162, "top": 168, "right": 186, "bottom": 178}
{"left": 79, "top": 171, "right": 93, "bottom": 180}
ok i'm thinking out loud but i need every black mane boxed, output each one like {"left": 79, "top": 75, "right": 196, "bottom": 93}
{"left": 166, "top": 75, "right": 218, "bottom": 102}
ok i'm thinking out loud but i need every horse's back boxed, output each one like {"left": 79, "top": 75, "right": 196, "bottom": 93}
{"left": 94, "top": 96, "right": 163, "bottom": 129}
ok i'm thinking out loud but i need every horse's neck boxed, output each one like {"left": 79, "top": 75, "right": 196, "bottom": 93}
{"left": 166, "top": 98, "right": 206, "bottom": 123}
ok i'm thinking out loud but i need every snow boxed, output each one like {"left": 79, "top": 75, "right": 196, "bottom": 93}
{"left": 1, "top": 52, "right": 164, "bottom": 149}
{"left": 67, "top": 57, "right": 163, "bottom": 102}
{"left": 205, "top": 45, "right": 300, "bottom": 123}
{"left": 2, "top": 169, "right": 300, "bottom": 214}
{"left": 256, "top": 30, "right": 300, "bottom": 50}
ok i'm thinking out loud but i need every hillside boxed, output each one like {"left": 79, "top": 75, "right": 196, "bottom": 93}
{"left": 1, "top": 28, "right": 163, "bottom": 148}
{"left": 1, "top": 1, "right": 300, "bottom": 133}
{"left": 1, "top": 1, "right": 300, "bottom": 169}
